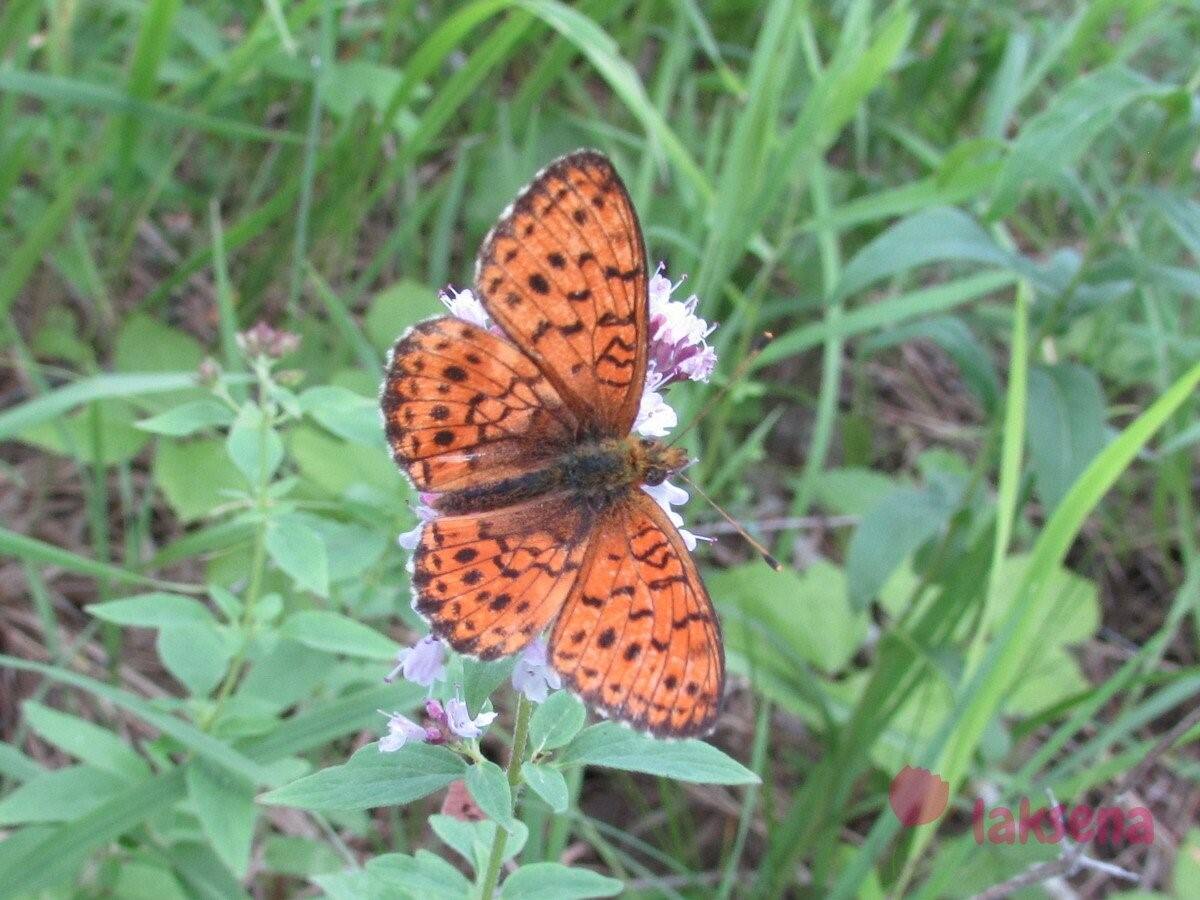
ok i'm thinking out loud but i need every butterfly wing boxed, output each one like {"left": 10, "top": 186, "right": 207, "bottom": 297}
{"left": 411, "top": 492, "right": 593, "bottom": 660}
{"left": 474, "top": 150, "right": 649, "bottom": 437}
{"left": 549, "top": 490, "right": 724, "bottom": 737}
{"left": 382, "top": 316, "right": 578, "bottom": 493}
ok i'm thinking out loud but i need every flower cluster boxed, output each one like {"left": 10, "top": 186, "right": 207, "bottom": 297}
{"left": 378, "top": 696, "right": 498, "bottom": 752}
{"left": 236, "top": 321, "right": 300, "bottom": 359}
{"left": 378, "top": 636, "right": 559, "bottom": 749}
{"left": 646, "top": 264, "right": 717, "bottom": 385}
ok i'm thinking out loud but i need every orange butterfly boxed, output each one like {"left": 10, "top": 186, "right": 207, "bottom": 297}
{"left": 381, "top": 150, "right": 723, "bottom": 737}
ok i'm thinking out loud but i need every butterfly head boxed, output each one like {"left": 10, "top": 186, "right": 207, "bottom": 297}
{"left": 634, "top": 437, "right": 689, "bottom": 487}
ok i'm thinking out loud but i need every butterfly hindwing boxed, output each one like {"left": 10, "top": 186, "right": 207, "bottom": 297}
{"left": 411, "top": 493, "right": 593, "bottom": 660}
{"left": 475, "top": 150, "right": 649, "bottom": 437}
{"left": 549, "top": 490, "right": 724, "bottom": 737}
{"left": 382, "top": 317, "right": 578, "bottom": 492}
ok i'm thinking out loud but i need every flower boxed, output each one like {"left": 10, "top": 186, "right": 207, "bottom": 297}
{"left": 236, "top": 321, "right": 301, "bottom": 359}
{"left": 633, "top": 377, "right": 678, "bottom": 438}
{"left": 642, "top": 480, "right": 711, "bottom": 553}
{"left": 646, "top": 264, "right": 716, "bottom": 385}
{"left": 440, "top": 286, "right": 491, "bottom": 329}
{"left": 378, "top": 710, "right": 437, "bottom": 752}
{"left": 398, "top": 501, "right": 437, "bottom": 551}
{"left": 425, "top": 698, "right": 448, "bottom": 724}
{"left": 444, "top": 697, "right": 498, "bottom": 739}
{"left": 511, "top": 637, "right": 562, "bottom": 703}
{"left": 385, "top": 635, "right": 447, "bottom": 687}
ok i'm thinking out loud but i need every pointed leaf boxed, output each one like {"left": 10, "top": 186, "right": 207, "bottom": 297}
{"left": 259, "top": 744, "right": 464, "bottom": 810}
{"left": 558, "top": 722, "right": 757, "bottom": 785}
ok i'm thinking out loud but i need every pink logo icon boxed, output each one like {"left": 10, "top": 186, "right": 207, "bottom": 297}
{"left": 889, "top": 766, "right": 950, "bottom": 826}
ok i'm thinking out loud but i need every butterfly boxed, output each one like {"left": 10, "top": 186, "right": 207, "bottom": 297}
{"left": 381, "top": 150, "right": 723, "bottom": 737}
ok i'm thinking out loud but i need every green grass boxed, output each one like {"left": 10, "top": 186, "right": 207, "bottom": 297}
{"left": 2, "top": 1, "right": 1200, "bottom": 897}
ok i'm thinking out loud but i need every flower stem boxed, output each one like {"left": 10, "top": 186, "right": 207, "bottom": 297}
{"left": 201, "top": 357, "right": 273, "bottom": 730}
{"left": 477, "top": 693, "right": 532, "bottom": 899}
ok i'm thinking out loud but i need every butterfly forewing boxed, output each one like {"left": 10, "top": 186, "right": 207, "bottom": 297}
{"left": 475, "top": 151, "right": 649, "bottom": 437}
{"left": 382, "top": 317, "right": 577, "bottom": 492}
{"left": 549, "top": 491, "right": 724, "bottom": 737}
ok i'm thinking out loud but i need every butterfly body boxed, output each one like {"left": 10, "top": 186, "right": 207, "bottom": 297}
{"left": 383, "top": 150, "right": 724, "bottom": 736}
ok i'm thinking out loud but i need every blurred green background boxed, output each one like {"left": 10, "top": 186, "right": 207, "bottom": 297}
{"left": 2, "top": 0, "right": 1199, "bottom": 897}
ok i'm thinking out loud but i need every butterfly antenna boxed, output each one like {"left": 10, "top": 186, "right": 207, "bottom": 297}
{"left": 668, "top": 332, "right": 774, "bottom": 447}
{"left": 679, "top": 472, "right": 783, "bottom": 571}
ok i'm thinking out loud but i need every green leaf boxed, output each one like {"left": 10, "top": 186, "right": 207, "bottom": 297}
{"left": 1005, "top": 646, "right": 1088, "bottom": 715}
{"left": 299, "top": 385, "right": 384, "bottom": 447}
{"left": 1025, "top": 363, "right": 1108, "bottom": 512}
{"left": 712, "top": 561, "right": 866, "bottom": 674}
{"left": 298, "top": 514, "right": 388, "bottom": 583}
{"left": 464, "top": 758, "right": 515, "bottom": 832}
{"left": 312, "top": 870, "right": 374, "bottom": 899}
{"left": 811, "top": 468, "right": 898, "bottom": 517}
{"left": 185, "top": 761, "right": 256, "bottom": 878}
{"left": 259, "top": 743, "right": 465, "bottom": 810}
{"left": 1175, "top": 828, "right": 1200, "bottom": 898}
{"left": 226, "top": 404, "right": 284, "bottom": 484}
{"left": 266, "top": 515, "right": 329, "bottom": 596}
{"left": 462, "top": 656, "right": 515, "bottom": 714}
{"left": 365, "top": 279, "right": 442, "bottom": 352}
{"left": 521, "top": 762, "right": 568, "bottom": 813}
{"left": 0, "top": 765, "right": 126, "bottom": 824}
{"left": 261, "top": 835, "right": 344, "bottom": 876}
{"left": 113, "top": 313, "right": 204, "bottom": 375}
{"left": 137, "top": 399, "right": 235, "bottom": 436}
{"left": 111, "top": 859, "right": 191, "bottom": 900}
{"left": 0, "top": 655, "right": 280, "bottom": 786}
{"left": 499, "top": 862, "right": 623, "bottom": 899}
{"left": 0, "top": 372, "right": 201, "bottom": 441}
{"left": 0, "top": 768, "right": 187, "bottom": 898}
{"left": 0, "top": 742, "right": 44, "bottom": 781}
{"left": 22, "top": 701, "right": 149, "bottom": 780}
{"left": 430, "top": 815, "right": 528, "bottom": 874}
{"left": 990, "top": 66, "right": 1173, "bottom": 217}
{"left": 836, "top": 207, "right": 1011, "bottom": 300}
{"left": 278, "top": 610, "right": 397, "bottom": 660}
{"left": 559, "top": 722, "right": 758, "bottom": 785}
{"left": 845, "top": 481, "right": 960, "bottom": 611}
{"left": 367, "top": 850, "right": 473, "bottom": 898}
{"left": 18, "top": 398, "right": 150, "bottom": 465}
{"left": 87, "top": 592, "right": 216, "bottom": 628}
{"left": 237, "top": 639, "right": 338, "bottom": 710}
{"left": 163, "top": 841, "right": 246, "bottom": 900}
{"left": 158, "top": 623, "right": 232, "bottom": 697}
{"left": 153, "top": 438, "right": 249, "bottom": 521}
{"left": 528, "top": 691, "right": 586, "bottom": 751}
{"left": 289, "top": 423, "right": 403, "bottom": 500}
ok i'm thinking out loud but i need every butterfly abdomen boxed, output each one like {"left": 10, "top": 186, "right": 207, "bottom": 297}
{"left": 437, "top": 441, "right": 634, "bottom": 516}
{"left": 435, "top": 467, "right": 562, "bottom": 514}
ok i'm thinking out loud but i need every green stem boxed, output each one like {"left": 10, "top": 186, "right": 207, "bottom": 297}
{"left": 478, "top": 694, "right": 533, "bottom": 899}
{"left": 201, "top": 357, "right": 273, "bottom": 729}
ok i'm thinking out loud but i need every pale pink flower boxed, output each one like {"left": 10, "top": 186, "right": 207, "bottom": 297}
{"left": 378, "top": 710, "right": 437, "bottom": 752}
{"left": 385, "top": 635, "right": 447, "bottom": 687}
{"left": 633, "top": 377, "right": 678, "bottom": 437}
{"left": 511, "top": 637, "right": 562, "bottom": 703}
{"left": 397, "top": 502, "right": 436, "bottom": 551}
{"left": 445, "top": 697, "right": 497, "bottom": 739}
{"left": 236, "top": 321, "right": 301, "bottom": 359}
{"left": 642, "top": 480, "right": 711, "bottom": 553}
{"left": 646, "top": 264, "right": 717, "bottom": 385}
{"left": 439, "top": 286, "right": 490, "bottom": 329}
